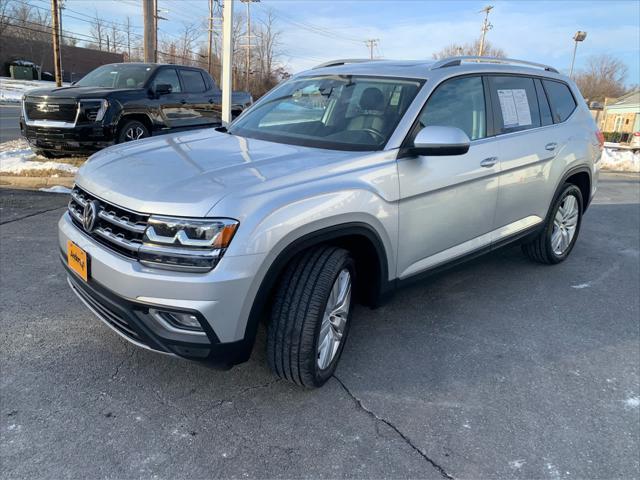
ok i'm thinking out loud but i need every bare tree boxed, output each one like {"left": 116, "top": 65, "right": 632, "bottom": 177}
{"left": 0, "top": 0, "right": 11, "bottom": 37}
{"left": 432, "top": 39, "right": 506, "bottom": 59}
{"left": 89, "top": 11, "right": 106, "bottom": 51}
{"left": 574, "top": 54, "right": 629, "bottom": 102}
{"left": 255, "top": 10, "right": 280, "bottom": 79}
{"left": 109, "top": 23, "right": 122, "bottom": 53}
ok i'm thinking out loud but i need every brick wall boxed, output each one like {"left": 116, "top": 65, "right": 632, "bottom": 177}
{"left": 0, "top": 35, "right": 124, "bottom": 82}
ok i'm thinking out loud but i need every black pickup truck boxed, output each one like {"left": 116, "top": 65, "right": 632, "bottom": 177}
{"left": 20, "top": 63, "right": 252, "bottom": 157}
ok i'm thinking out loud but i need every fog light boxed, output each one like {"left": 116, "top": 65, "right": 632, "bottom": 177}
{"left": 149, "top": 309, "right": 204, "bottom": 332}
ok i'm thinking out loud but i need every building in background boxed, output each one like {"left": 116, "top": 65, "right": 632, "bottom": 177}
{"left": 0, "top": 34, "right": 123, "bottom": 83}
{"left": 599, "top": 89, "right": 640, "bottom": 142}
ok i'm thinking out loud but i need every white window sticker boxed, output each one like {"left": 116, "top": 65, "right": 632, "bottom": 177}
{"left": 497, "top": 89, "right": 532, "bottom": 128}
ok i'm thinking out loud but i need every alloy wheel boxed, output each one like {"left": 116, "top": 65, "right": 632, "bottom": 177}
{"left": 551, "top": 194, "right": 579, "bottom": 255}
{"left": 124, "top": 126, "right": 146, "bottom": 141}
{"left": 317, "top": 269, "right": 351, "bottom": 370}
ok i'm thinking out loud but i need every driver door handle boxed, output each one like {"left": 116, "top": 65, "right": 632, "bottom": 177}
{"left": 480, "top": 157, "right": 498, "bottom": 168}
{"left": 180, "top": 99, "right": 187, "bottom": 105}
{"left": 545, "top": 142, "right": 557, "bottom": 151}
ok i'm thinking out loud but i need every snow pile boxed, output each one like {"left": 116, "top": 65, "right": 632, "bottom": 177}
{"left": 0, "top": 139, "right": 78, "bottom": 175}
{"left": 600, "top": 147, "right": 640, "bottom": 173}
{"left": 0, "top": 78, "right": 70, "bottom": 103}
{"left": 39, "top": 185, "right": 72, "bottom": 193}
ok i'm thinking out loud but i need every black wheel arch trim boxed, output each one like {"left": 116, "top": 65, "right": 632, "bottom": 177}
{"left": 238, "top": 222, "right": 391, "bottom": 364}
{"left": 552, "top": 164, "right": 592, "bottom": 215}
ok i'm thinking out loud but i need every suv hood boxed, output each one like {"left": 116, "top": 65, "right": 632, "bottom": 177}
{"left": 24, "top": 85, "right": 141, "bottom": 99}
{"left": 76, "top": 129, "right": 356, "bottom": 217}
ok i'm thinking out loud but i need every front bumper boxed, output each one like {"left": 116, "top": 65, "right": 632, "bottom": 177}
{"left": 21, "top": 121, "right": 116, "bottom": 154}
{"left": 59, "top": 212, "right": 265, "bottom": 366}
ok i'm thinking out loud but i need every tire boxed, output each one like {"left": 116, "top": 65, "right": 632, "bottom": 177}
{"left": 117, "top": 120, "right": 149, "bottom": 144}
{"left": 33, "top": 149, "right": 57, "bottom": 159}
{"left": 522, "top": 183, "right": 583, "bottom": 264}
{"left": 267, "top": 246, "right": 355, "bottom": 388}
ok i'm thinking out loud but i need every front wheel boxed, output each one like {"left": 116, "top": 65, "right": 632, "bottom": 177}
{"left": 117, "top": 120, "right": 149, "bottom": 144}
{"left": 522, "top": 183, "right": 583, "bottom": 264}
{"left": 267, "top": 246, "right": 355, "bottom": 388}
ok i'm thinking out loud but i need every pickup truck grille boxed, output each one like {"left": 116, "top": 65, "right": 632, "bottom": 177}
{"left": 24, "top": 96, "right": 77, "bottom": 122}
{"left": 68, "top": 186, "right": 149, "bottom": 258}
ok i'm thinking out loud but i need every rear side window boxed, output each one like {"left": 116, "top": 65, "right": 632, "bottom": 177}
{"left": 151, "top": 68, "right": 181, "bottom": 93}
{"left": 418, "top": 76, "right": 487, "bottom": 140}
{"left": 181, "top": 70, "right": 207, "bottom": 93}
{"left": 543, "top": 80, "right": 577, "bottom": 123}
{"left": 488, "top": 76, "right": 541, "bottom": 134}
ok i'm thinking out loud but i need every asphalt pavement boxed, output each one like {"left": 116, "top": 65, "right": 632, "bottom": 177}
{"left": 1, "top": 173, "right": 639, "bottom": 479}
{"left": 0, "top": 103, "right": 21, "bottom": 142}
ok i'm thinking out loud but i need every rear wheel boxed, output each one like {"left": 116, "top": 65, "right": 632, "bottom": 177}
{"left": 117, "top": 120, "right": 149, "bottom": 144}
{"left": 522, "top": 183, "right": 583, "bottom": 264}
{"left": 267, "top": 246, "right": 355, "bottom": 388}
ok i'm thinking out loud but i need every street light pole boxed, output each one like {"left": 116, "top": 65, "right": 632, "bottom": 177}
{"left": 569, "top": 30, "right": 587, "bottom": 78}
{"left": 221, "top": 0, "right": 234, "bottom": 125}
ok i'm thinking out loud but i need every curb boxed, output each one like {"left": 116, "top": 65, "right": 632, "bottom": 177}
{"left": 0, "top": 175, "right": 74, "bottom": 188}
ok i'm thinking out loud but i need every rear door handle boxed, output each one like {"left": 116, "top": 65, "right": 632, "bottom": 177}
{"left": 480, "top": 157, "right": 498, "bottom": 168}
{"left": 545, "top": 142, "right": 557, "bottom": 151}
{"left": 180, "top": 99, "right": 187, "bottom": 105}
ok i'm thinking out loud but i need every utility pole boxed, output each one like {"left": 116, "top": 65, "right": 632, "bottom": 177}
{"left": 58, "top": 0, "right": 64, "bottom": 80}
{"left": 143, "top": 0, "right": 154, "bottom": 62}
{"left": 221, "top": 0, "right": 234, "bottom": 125}
{"left": 125, "top": 17, "right": 132, "bottom": 60}
{"left": 208, "top": 0, "right": 214, "bottom": 74}
{"left": 152, "top": 0, "right": 158, "bottom": 62}
{"left": 477, "top": 5, "right": 493, "bottom": 56}
{"left": 365, "top": 39, "right": 379, "bottom": 60}
{"left": 51, "top": 0, "right": 62, "bottom": 86}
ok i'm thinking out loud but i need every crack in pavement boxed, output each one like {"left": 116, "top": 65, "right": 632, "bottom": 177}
{"left": 0, "top": 206, "right": 66, "bottom": 225}
{"left": 195, "top": 379, "right": 282, "bottom": 417}
{"left": 333, "top": 375, "right": 454, "bottom": 480}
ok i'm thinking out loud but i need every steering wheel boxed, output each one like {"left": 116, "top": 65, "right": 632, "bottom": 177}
{"left": 360, "top": 128, "right": 385, "bottom": 143}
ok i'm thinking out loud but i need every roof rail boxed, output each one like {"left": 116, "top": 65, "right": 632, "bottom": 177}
{"left": 430, "top": 56, "right": 559, "bottom": 74}
{"left": 312, "top": 59, "right": 373, "bottom": 69}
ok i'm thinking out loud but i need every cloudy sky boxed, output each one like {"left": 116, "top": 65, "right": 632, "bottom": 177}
{"left": 54, "top": 0, "right": 640, "bottom": 83}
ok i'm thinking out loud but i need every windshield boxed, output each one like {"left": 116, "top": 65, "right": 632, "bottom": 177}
{"left": 76, "top": 64, "right": 153, "bottom": 88}
{"left": 228, "top": 75, "right": 424, "bottom": 151}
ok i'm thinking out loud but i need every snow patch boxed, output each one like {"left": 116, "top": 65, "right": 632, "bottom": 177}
{"left": 625, "top": 396, "right": 639, "bottom": 408}
{"left": 571, "top": 283, "right": 590, "bottom": 289}
{"left": 39, "top": 186, "right": 72, "bottom": 193}
{"left": 0, "top": 78, "right": 70, "bottom": 103}
{"left": 0, "top": 139, "right": 78, "bottom": 175}
{"left": 600, "top": 147, "right": 640, "bottom": 172}
{"left": 546, "top": 462, "right": 561, "bottom": 480}
{"left": 509, "top": 459, "right": 525, "bottom": 470}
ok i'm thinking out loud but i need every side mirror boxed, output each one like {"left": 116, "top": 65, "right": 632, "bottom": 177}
{"left": 71, "top": 81, "right": 76, "bottom": 86}
{"left": 154, "top": 83, "right": 173, "bottom": 96}
{"left": 409, "top": 126, "right": 471, "bottom": 156}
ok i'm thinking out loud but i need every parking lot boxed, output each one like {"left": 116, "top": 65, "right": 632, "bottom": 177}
{"left": 1, "top": 173, "right": 639, "bottom": 479}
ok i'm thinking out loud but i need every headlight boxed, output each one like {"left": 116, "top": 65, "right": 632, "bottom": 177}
{"left": 139, "top": 216, "right": 239, "bottom": 272}
{"left": 80, "top": 99, "right": 109, "bottom": 122}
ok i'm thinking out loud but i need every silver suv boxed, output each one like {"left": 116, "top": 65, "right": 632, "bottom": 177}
{"left": 59, "top": 57, "right": 602, "bottom": 388}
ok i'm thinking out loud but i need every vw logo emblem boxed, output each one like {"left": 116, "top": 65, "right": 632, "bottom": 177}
{"left": 82, "top": 200, "right": 99, "bottom": 233}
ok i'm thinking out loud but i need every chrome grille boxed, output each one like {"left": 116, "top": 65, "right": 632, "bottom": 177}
{"left": 68, "top": 185, "right": 149, "bottom": 258}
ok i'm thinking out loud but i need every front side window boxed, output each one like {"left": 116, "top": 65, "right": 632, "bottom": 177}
{"left": 181, "top": 70, "right": 207, "bottom": 93}
{"left": 543, "top": 80, "right": 577, "bottom": 123}
{"left": 417, "top": 76, "right": 487, "bottom": 140}
{"left": 489, "top": 76, "right": 541, "bottom": 134}
{"left": 76, "top": 64, "right": 153, "bottom": 88}
{"left": 228, "top": 75, "right": 423, "bottom": 151}
{"left": 151, "top": 68, "right": 181, "bottom": 93}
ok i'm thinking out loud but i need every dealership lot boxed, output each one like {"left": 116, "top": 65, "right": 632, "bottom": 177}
{"left": 1, "top": 173, "right": 638, "bottom": 479}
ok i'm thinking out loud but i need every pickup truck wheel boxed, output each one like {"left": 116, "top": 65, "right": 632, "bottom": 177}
{"left": 117, "top": 120, "right": 149, "bottom": 143}
{"left": 522, "top": 183, "right": 583, "bottom": 264}
{"left": 267, "top": 246, "right": 355, "bottom": 388}
{"left": 33, "top": 149, "right": 57, "bottom": 159}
